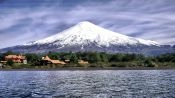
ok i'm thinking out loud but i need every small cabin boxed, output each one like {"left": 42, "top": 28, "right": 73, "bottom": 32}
{"left": 0, "top": 61, "right": 7, "bottom": 68}
{"left": 78, "top": 60, "right": 89, "bottom": 64}
{"left": 64, "top": 59, "right": 70, "bottom": 63}
{"left": 41, "top": 56, "right": 66, "bottom": 65}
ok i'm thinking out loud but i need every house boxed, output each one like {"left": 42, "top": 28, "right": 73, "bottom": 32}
{"left": 64, "top": 59, "right": 70, "bottom": 63}
{"left": 41, "top": 56, "right": 66, "bottom": 65}
{"left": 5, "top": 55, "right": 27, "bottom": 64}
{"left": 78, "top": 60, "right": 89, "bottom": 64}
{"left": 0, "top": 61, "right": 7, "bottom": 68}
{"left": 0, "top": 61, "right": 7, "bottom": 64}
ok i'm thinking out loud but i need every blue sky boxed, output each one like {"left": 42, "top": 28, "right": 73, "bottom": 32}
{"left": 0, "top": 0, "right": 175, "bottom": 48}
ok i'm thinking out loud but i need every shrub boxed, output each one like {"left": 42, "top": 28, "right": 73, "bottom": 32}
{"left": 6, "top": 59, "right": 14, "bottom": 66}
{"left": 144, "top": 59, "right": 158, "bottom": 67}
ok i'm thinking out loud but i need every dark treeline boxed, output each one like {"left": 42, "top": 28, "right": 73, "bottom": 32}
{"left": 0, "top": 51, "right": 175, "bottom": 68}
{"left": 26, "top": 52, "right": 175, "bottom": 63}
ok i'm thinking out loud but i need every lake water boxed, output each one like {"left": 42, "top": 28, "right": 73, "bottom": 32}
{"left": 0, "top": 70, "right": 175, "bottom": 98}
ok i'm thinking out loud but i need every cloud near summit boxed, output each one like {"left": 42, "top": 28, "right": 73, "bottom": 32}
{"left": 0, "top": 0, "right": 175, "bottom": 48}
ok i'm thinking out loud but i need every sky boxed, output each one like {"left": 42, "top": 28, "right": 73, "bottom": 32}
{"left": 0, "top": 0, "right": 175, "bottom": 48}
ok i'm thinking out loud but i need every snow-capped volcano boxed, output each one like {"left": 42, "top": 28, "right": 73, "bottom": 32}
{"left": 27, "top": 21, "right": 159, "bottom": 47}
{"left": 2, "top": 21, "right": 174, "bottom": 55}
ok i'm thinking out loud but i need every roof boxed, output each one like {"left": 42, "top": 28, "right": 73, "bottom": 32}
{"left": 42, "top": 55, "right": 66, "bottom": 65}
{"left": 50, "top": 60, "right": 66, "bottom": 64}
{"left": 42, "top": 55, "right": 51, "bottom": 61}
{"left": 0, "top": 61, "right": 7, "bottom": 63}
{"left": 5, "top": 55, "right": 26, "bottom": 59}
{"left": 50, "top": 60, "right": 61, "bottom": 64}
{"left": 78, "top": 60, "right": 88, "bottom": 64}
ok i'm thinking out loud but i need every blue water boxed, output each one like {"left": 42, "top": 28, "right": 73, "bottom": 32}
{"left": 0, "top": 70, "right": 175, "bottom": 98}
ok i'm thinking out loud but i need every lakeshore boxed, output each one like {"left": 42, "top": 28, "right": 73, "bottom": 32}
{"left": 1, "top": 51, "right": 175, "bottom": 70}
{"left": 1, "top": 66, "right": 175, "bottom": 71}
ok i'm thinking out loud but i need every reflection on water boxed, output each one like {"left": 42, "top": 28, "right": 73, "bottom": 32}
{"left": 0, "top": 70, "right": 175, "bottom": 98}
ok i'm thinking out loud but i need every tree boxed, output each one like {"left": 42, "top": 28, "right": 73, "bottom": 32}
{"left": 109, "top": 54, "right": 123, "bottom": 62}
{"left": 122, "top": 54, "right": 136, "bottom": 62}
{"left": 144, "top": 59, "right": 157, "bottom": 67}
{"left": 25, "top": 53, "right": 40, "bottom": 63}
{"left": 48, "top": 52, "right": 59, "bottom": 59}
{"left": 156, "top": 53, "right": 175, "bottom": 62}
{"left": 88, "top": 52, "right": 101, "bottom": 63}
{"left": 136, "top": 54, "right": 145, "bottom": 61}
{"left": 0, "top": 53, "right": 3, "bottom": 61}
{"left": 70, "top": 53, "right": 78, "bottom": 63}
{"left": 7, "top": 59, "right": 14, "bottom": 66}
{"left": 100, "top": 53, "right": 108, "bottom": 62}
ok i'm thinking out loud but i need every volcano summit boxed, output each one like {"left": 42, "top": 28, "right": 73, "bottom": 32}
{"left": 0, "top": 21, "right": 174, "bottom": 55}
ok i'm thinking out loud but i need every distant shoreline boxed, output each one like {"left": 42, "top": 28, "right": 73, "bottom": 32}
{"left": 0, "top": 67, "right": 175, "bottom": 71}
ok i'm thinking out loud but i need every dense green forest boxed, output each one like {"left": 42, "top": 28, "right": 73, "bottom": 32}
{"left": 0, "top": 51, "right": 175, "bottom": 69}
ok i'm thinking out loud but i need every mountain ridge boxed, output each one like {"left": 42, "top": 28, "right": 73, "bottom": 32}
{"left": 0, "top": 21, "right": 174, "bottom": 55}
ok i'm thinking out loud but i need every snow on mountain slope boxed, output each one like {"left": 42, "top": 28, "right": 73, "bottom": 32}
{"left": 26, "top": 21, "right": 159, "bottom": 47}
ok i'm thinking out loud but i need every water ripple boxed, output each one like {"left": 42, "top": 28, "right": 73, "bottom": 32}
{"left": 0, "top": 70, "right": 175, "bottom": 98}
